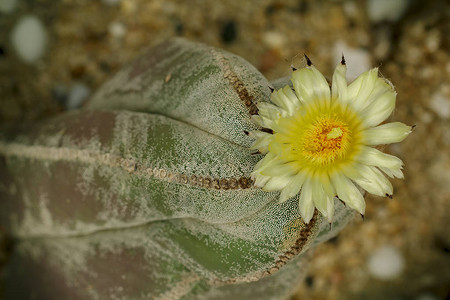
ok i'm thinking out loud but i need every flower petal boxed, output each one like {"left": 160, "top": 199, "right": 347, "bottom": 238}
{"left": 278, "top": 171, "right": 308, "bottom": 203}
{"left": 356, "top": 146, "right": 404, "bottom": 178}
{"left": 317, "top": 171, "right": 335, "bottom": 199}
{"left": 251, "top": 115, "right": 265, "bottom": 127}
{"left": 379, "top": 166, "right": 404, "bottom": 179}
{"left": 343, "top": 164, "right": 393, "bottom": 197}
{"left": 271, "top": 86, "right": 301, "bottom": 116}
{"left": 358, "top": 86, "right": 396, "bottom": 128}
{"left": 363, "top": 122, "right": 412, "bottom": 145}
{"left": 312, "top": 177, "right": 334, "bottom": 222}
{"left": 262, "top": 175, "right": 293, "bottom": 192}
{"left": 257, "top": 102, "right": 285, "bottom": 125}
{"left": 331, "top": 173, "right": 366, "bottom": 214}
{"left": 249, "top": 131, "right": 273, "bottom": 153}
{"left": 346, "top": 68, "right": 379, "bottom": 111}
{"left": 251, "top": 104, "right": 284, "bottom": 129}
{"left": 326, "top": 197, "right": 335, "bottom": 223}
{"left": 260, "top": 162, "right": 297, "bottom": 177}
{"left": 254, "top": 174, "right": 270, "bottom": 188}
{"left": 299, "top": 178, "right": 315, "bottom": 223}
{"left": 251, "top": 152, "right": 277, "bottom": 177}
{"left": 291, "top": 66, "right": 330, "bottom": 106}
{"left": 332, "top": 63, "right": 348, "bottom": 105}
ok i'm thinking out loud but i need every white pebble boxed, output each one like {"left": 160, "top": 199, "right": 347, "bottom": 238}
{"left": 333, "top": 41, "right": 371, "bottom": 82}
{"left": 0, "top": 0, "right": 17, "bottom": 14}
{"left": 262, "top": 31, "right": 286, "bottom": 49}
{"left": 67, "top": 83, "right": 91, "bottom": 110}
{"left": 11, "top": 15, "right": 48, "bottom": 63}
{"left": 367, "top": 0, "right": 410, "bottom": 23}
{"left": 429, "top": 87, "right": 450, "bottom": 120}
{"left": 109, "top": 21, "right": 126, "bottom": 39}
{"left": 367, "top": 245, "right": 404, "bottom": 280}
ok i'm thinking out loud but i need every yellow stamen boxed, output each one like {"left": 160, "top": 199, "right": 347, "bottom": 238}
{"left": 327, "top": 127, "right": 343, "bottom": 139}
{"left": 301, "top": 117, "right": 350, "bottom": 165}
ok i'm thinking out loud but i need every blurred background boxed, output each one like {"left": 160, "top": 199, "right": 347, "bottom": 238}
{"left": 0, "top": 0, "right": 449, "bottom": 299}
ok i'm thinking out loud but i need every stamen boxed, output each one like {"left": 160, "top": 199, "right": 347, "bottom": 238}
{"left": 326, "top": 127, "right": 343, "bottom": 139}
{"left": 299, "top": 116, "right": 350, "bottom": 165}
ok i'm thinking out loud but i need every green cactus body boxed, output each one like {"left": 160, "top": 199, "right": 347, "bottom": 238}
{"left": 0, "top": 38, "right": 355, "bottom": 299}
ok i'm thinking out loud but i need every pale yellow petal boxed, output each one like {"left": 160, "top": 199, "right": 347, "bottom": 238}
{"left": 291, "top": 66, "right": 330, "bottom": 105}
{"left": 331, "top": 63, "right": 348, "bottom": 105}
{"left": 262, "top": 175, "right": 292, "bottom": 192}
{"left": 249, "top": 131, "right": 273, "bottom": 153}
{"left": 356, "top": 146, "right": 404, "bottom": 176}
{"left": 270, "top": 86, "right": 301, "bottom": 116}
{"left": 331, "top": 173, "right": 366, "bottom": 214}
{"left": 278, "top": 171, "right": 307, "bottom": 203}
{"left": 299, "top": 178, "right": 315, "bottom": 223}
{"left": 347, "top": 68, "right": 379, "bottom": 111}
{"left": 359, "top": 88, "right": 396, "bottom": 128}
{"left": 260, "top": 162, "right": 297, "bottom": 177}
{"left": 312, "top": 177, "right": 334, "bottom": 222}
{"left": 363, "top": 122, "right": 412, "bottom": 145}
{"left": 253, "top": 173, "right": 270, "bottom": 188}
{"left": 344, "top": 164, "right": 393, "bottom": 197}
{"left": 326, "top": 197, "right": 335, "bottom": 223}
{"left": 379, "top": 166, "right": 404, "bottom": 179}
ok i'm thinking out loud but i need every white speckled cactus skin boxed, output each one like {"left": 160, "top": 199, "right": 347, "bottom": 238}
{"left": 0, "top": 38, "right": 356, "bottom": 299}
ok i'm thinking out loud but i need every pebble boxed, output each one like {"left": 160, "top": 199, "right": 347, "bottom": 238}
{"left": 262, "top": 31, "right": 286, "bottom": 49}
{"left": 109, "top": 21, "right": 126, "bottom": 39}
{"left": 333, "top": 41, "right": 371, "bottom": 81}
{"left": 0, "top": 0, "right": 17, "bottom": 14}
{"left": 429, "top": 87, "right": 450, "bottom": 120}
{"left": 11, "top": 15, "right": 48, "bottom": 63}
{"left": 66, "top": 83, "right": 91, "bottom": 110}
{"left": 367, "top": 0, "right": 410, "bottom": 23}
{"left": 367, "top": 245, "right": 404, "bottom": 280}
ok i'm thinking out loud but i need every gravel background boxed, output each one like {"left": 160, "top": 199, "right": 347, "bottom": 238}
{"left": 0, "top": 0, "right": 449, "bottom": 299}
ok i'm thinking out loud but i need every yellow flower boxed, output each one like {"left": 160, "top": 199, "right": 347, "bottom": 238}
{"left": 249, "top": 56, "right": 412, "bottom": 223}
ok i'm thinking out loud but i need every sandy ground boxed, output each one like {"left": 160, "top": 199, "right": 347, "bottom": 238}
{"left": 0, "top": 0, "right": 449, "bottom": 299}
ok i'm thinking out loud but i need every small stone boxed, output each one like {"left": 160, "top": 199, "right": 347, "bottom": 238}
{"left": 367, "top": 245, "right": 404, "bottom": 280}
{"left": 343, "top": 1, "right": 358, "bottom": 18}
{"left": 367, "top": 0, "right": 410, "bottom": 23}
{"left": 262, "top": 31, "right": 286, "bottom": 49}
{"left": 109, "top": 21, "right": 126, "bottom": 39}
{"left": 0, "top": 0, "right": 17, "bottom": 14}
{"left": 66, "top": 83, "right": 91, "bottom": 110}
{"left": 11, "top": 15, "right": 48, "bottom": 63}
{"left": 429, "top": 88, "right": 450, "bottom": 120}
{"left": 52, "top": 84, "right": 69, "bottom": 105}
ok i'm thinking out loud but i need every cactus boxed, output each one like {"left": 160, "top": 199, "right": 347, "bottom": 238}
{"left": 0, "top": 38, "right": 356, "bottom": 299}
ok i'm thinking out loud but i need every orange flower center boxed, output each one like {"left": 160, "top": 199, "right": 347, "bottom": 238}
{"left": 302, "top": 117, "right": 350, "bottom": 165}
